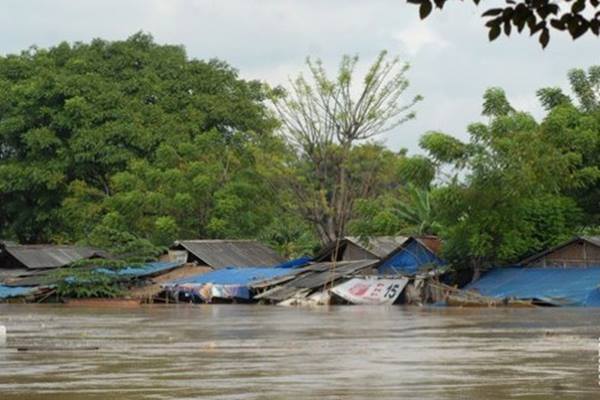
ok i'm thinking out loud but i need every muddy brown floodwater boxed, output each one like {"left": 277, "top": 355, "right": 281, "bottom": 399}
{"left": 0, "top": 305, "right": 599, "bottom": 400}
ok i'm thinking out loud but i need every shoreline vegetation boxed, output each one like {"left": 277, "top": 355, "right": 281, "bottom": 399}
{"left": 1, "top": 34, "right": 600, "bottom": 306}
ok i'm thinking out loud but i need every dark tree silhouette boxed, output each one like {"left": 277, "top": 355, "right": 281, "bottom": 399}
{"left": 407, "top": 0, "right": 600, "bottom": 48}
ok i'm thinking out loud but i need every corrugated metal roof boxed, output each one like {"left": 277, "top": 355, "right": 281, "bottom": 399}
{"left": 3, "top": 245, "right": 108, "bottom": 269}
{"left": 172, "top": 240, "right": 285, "bottom": 269}
{"left": 255, "top": 260, "right": 379, "bottom": 302}
{"left": 465, "top": 266, "right": 600, "bottom": 306}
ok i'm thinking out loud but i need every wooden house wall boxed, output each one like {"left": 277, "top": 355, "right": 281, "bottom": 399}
{"left": 527, "top": 241, "right": 600, "bottom": 267}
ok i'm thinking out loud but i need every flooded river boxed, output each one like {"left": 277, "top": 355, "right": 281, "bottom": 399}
{"left": 0, "top": 305, "right": 599, "bottom": 399}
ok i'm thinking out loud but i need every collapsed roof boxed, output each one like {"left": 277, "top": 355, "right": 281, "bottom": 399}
{"left": 254, "top": 259, "right": 379, "bottom": 302}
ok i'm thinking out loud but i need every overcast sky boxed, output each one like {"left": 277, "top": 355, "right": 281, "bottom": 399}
{"left": 1, "top": 0, "right": 598, "bottom": 153}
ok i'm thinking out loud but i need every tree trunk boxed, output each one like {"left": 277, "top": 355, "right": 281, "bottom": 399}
{"left": 470, "top": 259, "right": 482, "bottom": 283}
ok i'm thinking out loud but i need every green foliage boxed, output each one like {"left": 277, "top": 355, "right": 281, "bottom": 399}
{"left": 396, "top": 156, "right": 436, "bottom": 188}
{"left": 348, "top": 195, "right": 407, "bottom": 237}
{"left": 393, "top": 184, "right": 441, "bottom": 235}
{"left": 482, "top": 87, "right": 514, "bottom": 118}
{"left": 259, "top": 216, "right": 318, "bottom": 258}
{"left": 270, "top": 51, "right": 421, "bottom": 243}
{"left": 568, "top": 66, "right": 600, "bottom": 113}
{"left": 425, "top": 85, "right": 591, "bottom": 274}
{"left": 52, "top": 268, "right": 123, "bottom": 299}
{"left": 419, "top": 131, "right": 467, "bottom": 167}
{"left": 0, "top": 32, "right": 276, "bottom": 243}
{"left": 536, "top": 87, "right": 572, "bottom": 111}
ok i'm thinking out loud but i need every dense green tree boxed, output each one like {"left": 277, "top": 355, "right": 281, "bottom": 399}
{"left": 0, "top": 33, "right": 277, "bottom": 243}
{"left": 422, "top": 88, "right": 587, "bottom": 278}
{"left": 537, "top": 66, "right": 600, "bottom": 225}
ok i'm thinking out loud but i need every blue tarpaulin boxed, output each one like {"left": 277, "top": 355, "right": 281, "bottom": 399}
{"left": 273, "top": 256, "right": 312, "bottom": 269}
{"left": 162, "top": 257, "right": 309, "bottom": 302}
{"left": 96, "top": 261, "right": 184, "bottom": 279}
{"left": 0, "top": 285, "right": 35, "bottom": 299}
{"left": 378, "top": 240, "right": 444, "bottom": 275}
{"left": 166, "top": 256, "right": 310, "bottom": 287}
{"left": 167, "top": 266, "right": 297, "bottom": 287}
{"left": 465, "top": 266, "right": 600, "bottom": 306}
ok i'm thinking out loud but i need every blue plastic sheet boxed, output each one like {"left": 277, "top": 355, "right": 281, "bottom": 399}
{"left": 96, "top": 261, "right": 184, "bottom": 279}
{"left": 273, "top": 256, "right": 312, "bottom": 269}
{"left": 0, "top": 285, "right": 35, "bottom": 299}
{"left": 167, "top": 266, "right": 297, "bottom": 287}
{"left": 465, "top": 266, "right": 600, "bottom": 306}
{"left": 378, "top": 240, "right": 444, "bottom": 275}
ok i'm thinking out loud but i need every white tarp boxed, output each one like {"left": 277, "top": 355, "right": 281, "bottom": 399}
{"left": 331, "top": 277, "right": 409, "bottom": 305}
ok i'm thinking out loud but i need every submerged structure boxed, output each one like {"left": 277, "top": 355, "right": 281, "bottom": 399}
{"left": 378, "top": 236, "right": 444, "bottom": 275}
{"left": 465, "top": 266, "right": 600, "bottom": 306}
{"left": 315, "top": 236, "right": 444, "bottom": 275}
{"left": 464, "top": 236, "right": 600, "bottom": 307}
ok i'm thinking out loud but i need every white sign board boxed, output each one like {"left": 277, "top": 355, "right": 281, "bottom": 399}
{"left": 331, "top": 277, "right": 409, "bottom": 305}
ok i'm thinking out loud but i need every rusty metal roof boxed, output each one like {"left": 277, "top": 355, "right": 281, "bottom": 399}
{"left": 254, "top": 259, "right": 379, "bottom": 302}
{"left": 3, "top": 245, "right": 108, "bottom": 269}
{"left": 172, "top": 240, "right": 285, "bottom": 269}
{"left": 414, "top": 236, "right": 443, "bottom": 255}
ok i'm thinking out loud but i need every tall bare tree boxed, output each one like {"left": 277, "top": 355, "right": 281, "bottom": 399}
{"left": 270, "top": 51, "right": 422, "bottom": 244}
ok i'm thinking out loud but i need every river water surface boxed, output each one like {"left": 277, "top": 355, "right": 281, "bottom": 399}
{"left": 0, "top": 305, "right": 599, "bottom": 399}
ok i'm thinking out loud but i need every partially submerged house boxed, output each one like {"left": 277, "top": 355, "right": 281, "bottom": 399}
{"left": 169, "top": 240, "right": 285, "bottom": 269}
{"left": 315, "top": 236, "right": 444, "bottom": 275}
{"left": 255, "top": 260, "right": 380, "bottom": 303}
{"left": 161, "top": 259, "right": 379, "bottom": 304}
{"left": 465, "top": 266, "right": 600, "bottom": 306}
{"left": 378, "top": 236, "right": 444, "bottom": 275}
{"left": 0, "top": 244, "right": 108, "bottom": 282}
{"left": 315, "top": 236, "right": 409, "bottom": 262}
{"left": 519, "top": 236, "right": 600, "bottom": 267}
{"left": 162, "top": 265, "right": 303, "bottom": 303}
{"left": 465, "top": 236, "right": 600, "bottom": 307}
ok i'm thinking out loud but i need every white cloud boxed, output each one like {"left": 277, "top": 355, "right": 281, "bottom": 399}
{"left": 394, "top": 22, "right": 450, "bottom": 56}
